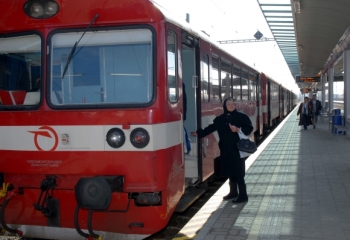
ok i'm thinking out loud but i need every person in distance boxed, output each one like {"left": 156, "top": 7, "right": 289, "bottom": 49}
{"left": 309, "top": 94, "right": 322, "bottom": 129}
{"left": 297, "top": 96, "right": 312, "bottom": 130}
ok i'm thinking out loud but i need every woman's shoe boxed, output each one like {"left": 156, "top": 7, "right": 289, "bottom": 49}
{"left": 223, "top": 182, "right": 238, "bottom": 200}
{"left": 232, "top": 184, "right": 248, "bottom": 203}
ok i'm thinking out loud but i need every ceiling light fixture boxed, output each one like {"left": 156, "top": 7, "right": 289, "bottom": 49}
{"left": 294, "top": 0, "right": 301, "bottom": 13}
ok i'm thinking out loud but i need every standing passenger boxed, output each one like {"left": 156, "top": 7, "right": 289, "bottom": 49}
{"left": 297, "top": 97, "right": 311, "bottom": 130}
{"left": 309, "top": 94, "right": 322, "bottom": 129}
{"left": 191, "top": 98, "right": 253, "bottom": 203}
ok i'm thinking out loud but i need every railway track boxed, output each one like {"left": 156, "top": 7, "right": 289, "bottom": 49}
{"left": 145, "top": 177, "right": 227, "bottom": 240}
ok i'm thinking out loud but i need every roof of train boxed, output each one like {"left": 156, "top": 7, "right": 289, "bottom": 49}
{"left": 0, "top": 0, "right": 293, "bottom": 92}
{"left": 150, "top": 1, "right": 293, "bottom": 92}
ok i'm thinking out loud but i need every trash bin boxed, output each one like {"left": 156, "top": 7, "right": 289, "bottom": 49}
{"left": 332, "top": 109, "right": 341, "bottom": 116}
{"left": 332, "top": 115, "right": 342, "bottom": 134}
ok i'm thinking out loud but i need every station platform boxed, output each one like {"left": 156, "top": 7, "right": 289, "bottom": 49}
{"left": 173, "top": 106, "right": 350, "bottom": 240}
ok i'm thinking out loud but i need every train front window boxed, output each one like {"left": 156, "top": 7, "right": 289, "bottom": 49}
{"left": 49, "top": 28, "right": 153, "bottom": 106}
{"left": 0, "top": 34, "right": 42, "bottom": 107}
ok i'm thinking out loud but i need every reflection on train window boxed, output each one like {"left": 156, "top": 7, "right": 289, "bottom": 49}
{"left": 202, "top": 54, "right": 209, "bottom": 103}
{"left": 220, "top": 59, "right": 231, "bottom": 100}
{"left": 167, "top": 31, "right": 178, "bottom": 103}
{"left": 242, "top": 69, "right": 249, "bottom": 100}
{"left": 249, "top": 73, "right": 256, "bottom": 101}
{"left": 50, "top": 29, "right": 153, "bottom": 106}
{"left": 271, "top": 82, "right": 278, "bottom": 100}
{"left": 211, "top": 56, "right": 220, "bottom": 103}
{"left": 232, "top": 64, "right": 241, "bottom": 101}
{"left": 0, "top": 34, "right": 42, "bottom": 106}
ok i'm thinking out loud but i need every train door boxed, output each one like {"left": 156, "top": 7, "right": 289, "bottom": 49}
{"left": 267, "top": 80, "right": 271, "bottom": 128}
{"left": 181, "top": 32, "right": 201, "bottom": 186}
{"left": 258, "top": 74, "right": 263, "bottom": 136}
{"left": 280, "top": 86, "right": 284, "bottom": 120}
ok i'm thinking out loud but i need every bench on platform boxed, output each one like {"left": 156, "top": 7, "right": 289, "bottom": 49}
{"left": 333, "top": 116, "right": 350, "bottom": 136}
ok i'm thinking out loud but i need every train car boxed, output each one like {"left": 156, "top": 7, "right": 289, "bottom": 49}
{"left": 0, "top": 0, "right": 296, "bottom": 239}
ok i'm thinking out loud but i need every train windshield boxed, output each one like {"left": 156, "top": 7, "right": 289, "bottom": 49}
{"left": 0, "top": 34, "right": 42, "bottom": 107}
{"left": 49, "top": 28, "right": 153, "bottom": 106}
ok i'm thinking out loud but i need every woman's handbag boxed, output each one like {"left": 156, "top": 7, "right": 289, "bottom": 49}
{"left": 237, "top": 129, "right": 257, "bottom": 157}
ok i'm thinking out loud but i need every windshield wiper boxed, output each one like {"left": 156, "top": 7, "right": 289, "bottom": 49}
{"left": 61, "top": 14, "right": 99, "bottom": 79}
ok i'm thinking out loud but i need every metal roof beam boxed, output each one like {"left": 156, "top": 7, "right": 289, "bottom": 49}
{"left": 265, "top": 16, "right": 293, "bottom": 18}
{"left": 263, "top": 10, "right": 292, "bottom": 13}
{"left": 267, "top": 21, "right": 293, "bottom": 24}
{"left": 259, "top": 4, "right": 291, "bottom": 7}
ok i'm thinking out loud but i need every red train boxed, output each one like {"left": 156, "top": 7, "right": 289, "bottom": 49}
{"left": 0, "top": 0, "right": 296, "bottom": 239}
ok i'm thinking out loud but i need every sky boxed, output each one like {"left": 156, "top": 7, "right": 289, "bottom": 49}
{"left": 151, "top": 0, "right": 300, "bottom": 92}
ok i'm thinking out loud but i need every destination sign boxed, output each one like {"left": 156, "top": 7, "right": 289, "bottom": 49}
{"left": 295, "top": 75, "right": 321, "bottom": 82}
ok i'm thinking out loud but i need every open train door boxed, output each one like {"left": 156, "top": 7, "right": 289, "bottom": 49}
{"left": 267, "top": 80, "right": 271, "bottom": 128}
{"left": 258, "top": 74, "right": 263, "bottom": 136}
{"left": 176, "top": 31, "right": 206, "bottom": 212}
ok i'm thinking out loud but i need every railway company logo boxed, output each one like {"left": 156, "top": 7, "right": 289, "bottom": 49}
{"left": 28, "top": 126, "right": 59, "bottom": 151}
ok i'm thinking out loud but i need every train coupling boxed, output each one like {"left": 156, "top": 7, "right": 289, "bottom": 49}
{"left": 33, "top": 176, "right": 57, "bottom": 218}
{"left": 75, "top": 176, "right": 124, "bottom": 210}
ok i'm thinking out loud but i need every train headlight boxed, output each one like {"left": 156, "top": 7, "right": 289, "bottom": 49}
{"left": 45, "top": 1, "right": 59, "bottom": 15}
{"left": 106, "top": 128, "right": 125, "bottom": 148}
{"left": 23, "top": 0, "right": 59, "bottom": 19}
{"left": 130, "top": 128, "right": 150, "bottom": 148}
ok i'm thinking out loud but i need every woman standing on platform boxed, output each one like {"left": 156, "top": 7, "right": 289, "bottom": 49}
{"left": 297, "top": 96, "right": 312, "bottom": 130}
{"left": 191, "top": 98, "right": 253, "bottom": 203}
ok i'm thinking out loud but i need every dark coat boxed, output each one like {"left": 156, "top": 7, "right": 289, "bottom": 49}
{"left": 196, "top": 100, "right": 253, "bottom": 178}
{"left": 310, "top": 99, "right": 322, "bottom": 116}
{"left": 297, "top": 102, "right": 312, "bottom": 126}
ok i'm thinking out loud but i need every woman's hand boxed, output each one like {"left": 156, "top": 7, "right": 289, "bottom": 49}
{"left": 190, "top": 132, "right": 198, "bottom": 137}
{"left": 229, "top": 123, "right": 239, "bottom": 133}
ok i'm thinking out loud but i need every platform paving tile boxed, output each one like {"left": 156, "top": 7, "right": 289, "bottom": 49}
{"left": 192, "top": 108, "right": 350, "bottom": 240}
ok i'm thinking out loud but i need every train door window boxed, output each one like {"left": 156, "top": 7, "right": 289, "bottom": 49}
{"left": 271, "top": 83, "right": 277, "bottom": 100}
{"left": 167, "top": 31, "right": 178, "bottom": 103}
{"left": 211, "top": 56, "right": 220, "bottom": 103}
{"left": 232, "top": 64, "right": 241, "bottom": 101}
{"left": 249, "top": 73, "right": 256, "bottom": 101}
{"left": 0, "top": 34, "right": 42, "bottom": 107}
{"left": 202, "top": 54, "right": 209, "bottom": 103}
{"left": 242, "top": 69, "right": 249, "bottom": 100}
{"left": 220, "top": 59, "right": 231, "bottom": 101}
{"left": 49, "top": 28, "right": 154, "bottom": 106}
{"left": 258, "top": 74, "right": 261, "bottom": 100}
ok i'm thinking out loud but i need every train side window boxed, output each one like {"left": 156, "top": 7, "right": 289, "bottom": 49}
{"left": 167, "top": 31, "right": 178, "bottom": 103}
{"left": 202, "top": 54, "right": 210, "bottom": 103}
{"left": 0, "top": 34, "right": 42, "bottom": 107}
{"left": 249, "top": 73, "right": 256, "bottom": 101}
{"left": 232, "top": 64, "right": 241, "bottom": 101}
{"left": 242, "top": 69, "right": 249, "bottom": 100}
{"left": 211, "top": 56, "right": 220, "bottom": 103}
{"left": 220, "top": 59, "right": 231, "bottom": 101}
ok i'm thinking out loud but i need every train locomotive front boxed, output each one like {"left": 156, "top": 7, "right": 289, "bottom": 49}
{"left": 0, "top": 0, "right": 184, "bottom": 239}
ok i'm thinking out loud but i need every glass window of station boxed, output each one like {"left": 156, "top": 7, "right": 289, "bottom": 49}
{"left": 49, "top": 28, "right": 154, "bottom": 107}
